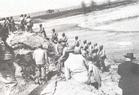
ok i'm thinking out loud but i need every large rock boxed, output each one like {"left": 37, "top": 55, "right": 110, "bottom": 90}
{"left": 7, "top": 32, "right": 47, "bottom": 49}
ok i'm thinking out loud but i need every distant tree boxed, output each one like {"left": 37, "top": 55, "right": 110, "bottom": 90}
{"left": 81, "top": 1, "right": 87, "bottom": 14}
{"left": 90, "top": 1, "right": 96, "bottom": 11}
{"left": 108, "top": 0, "right": 111, "bottom": 6}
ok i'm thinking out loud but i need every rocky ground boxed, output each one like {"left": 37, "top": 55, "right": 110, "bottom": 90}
{"left": 1, "top": 1, "right": 139, "bottom": 95}
{"left": 4, "top": 31, "right": 121, "bottom": 95}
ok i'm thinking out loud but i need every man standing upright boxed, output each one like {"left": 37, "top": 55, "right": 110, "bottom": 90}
{"left": 9, "top": 17, "right": 16, "bottom": 32}
{"left": 26, "top": 15, "right": 33, "bottom": 32}
{"left": 19, "top": 14, "right": 25, "bottom": 31}
{"left": 124, "top": 53, "right": 139, "bottom": 74}
{"left": 33, "top": 45, "right": 48, "bottom": 84}
{"left": 98, "top": 45, "right": 107, "bottom": 71}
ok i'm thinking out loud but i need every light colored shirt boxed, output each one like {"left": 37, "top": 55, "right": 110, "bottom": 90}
{"left": 19, "top": 17, "right": 24, "bottom": 22}
{"left": 52, "top": 32, "right": 58, "bottom": 40}
{"left": 87, "top": 61, "right": 101, "bottom": 85}
{"left": 60, "top": 36, "right": 67, "bottom": 42}
{"left": 64, "top": 53, "right": 89, "bottom": 83}
{"left": 33, "top": 48, "right": 47, "bottom": 65}
{"left": 73, "top": 39, "right": 80, "bottom": 47}
{"left": 98, "top": 49, "right": 105, "bottom": 58}
{"left": 56, "top": 43, "right": 64, "bottom": 55}
{"left": 26, "top": 18, "right": 31, "bottom": 23}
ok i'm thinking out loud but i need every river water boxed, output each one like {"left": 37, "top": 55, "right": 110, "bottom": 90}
{"left": 33, "top": 2, "right": 139, "bottom": 61}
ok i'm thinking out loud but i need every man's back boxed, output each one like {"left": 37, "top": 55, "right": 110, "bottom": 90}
{"left": 64, "top": 53, "right": 88, "bottom": 83}
{"left": 67, "top": 54, "right": 86, "bottom": 72}
{"left": 33, "top": 48, "right": 46, "bottom": 65}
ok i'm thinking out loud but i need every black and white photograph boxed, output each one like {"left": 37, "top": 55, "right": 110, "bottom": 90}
{"left": 0, "top": 0, "right": 139, "bottom": 95}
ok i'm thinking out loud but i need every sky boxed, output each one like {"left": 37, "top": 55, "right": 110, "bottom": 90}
{"left": 0, "top": 0, "right": 120, "bottom": 17}
{"left": 0, "top": 0, "right": 92, "bottom": 17}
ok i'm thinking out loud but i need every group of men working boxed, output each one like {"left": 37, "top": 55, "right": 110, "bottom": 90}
{"left": 0, "top": 17, "right": 16, "bottom": 44}
{"left": 0, "top": 14, "right": 107, "bottom": 88}
{"left": 0, "top": 13, "right": 138, "bottom": 95}
{"left": 1, "top": 17, "right": 16, "bottom": 33}
{"left": 0, "top": 14, "right": 34, "bottom": 43}
{"left": 55, "top": 35, "right": 107, "bottom": 72}
{"left": 19, "top": 14, "right": 33, "bottom": 32}
{"left": 32, "top": 27, "right": 107, "bottom": 87}
{"left": 32, "top": 29, "right": 68, "bottom": 84}
{"left": 57, "top": 35, "right": 106, "bottom": 88}
{"left": 1, "top": 14, "right": 33, "bottom": 32}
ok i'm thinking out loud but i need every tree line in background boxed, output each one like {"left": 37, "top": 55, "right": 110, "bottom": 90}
{"left": 81, "top": 0, "right": 107, "bottom": 14}
{"left": 81, "top": 0, "right": 135, "bottom": 14}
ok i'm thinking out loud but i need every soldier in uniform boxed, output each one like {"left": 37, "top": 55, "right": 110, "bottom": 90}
{"left": 73, "top": 36, "right": 80, "bottom": 47}
{"left": 19, "top": 14, "right": 25, "bottom": 31}
{"left": 9, "top": 17, "right": 16, "bottom": 32}
{"left": 26, "top": 15, "right": 33, "bottom": 32}
{"left": 97, "top": 45, "right": 107, "bottom": 71}
{"left": 51, "top": 29, "right": 58, "bottom": 43}
{"left": 60, "top": 33, "right": 68, "bottom": 47}
{"left": 39, "top": 24, "right": 47, "bottom": 39}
